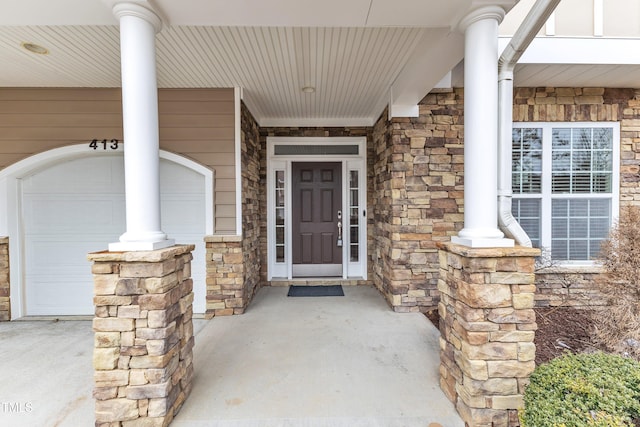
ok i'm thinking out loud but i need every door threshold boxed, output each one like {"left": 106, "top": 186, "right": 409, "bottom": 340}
{"left": 269, "top": 278, "right": 368, "bottom": 287}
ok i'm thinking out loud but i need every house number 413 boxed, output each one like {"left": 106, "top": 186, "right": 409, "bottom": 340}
{"left": 89, "top": 139, "right": 120, "bottom": 150}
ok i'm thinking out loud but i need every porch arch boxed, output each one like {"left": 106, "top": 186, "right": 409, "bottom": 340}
{"left": 0, "top": 144, "right": 214, "bottom": 318}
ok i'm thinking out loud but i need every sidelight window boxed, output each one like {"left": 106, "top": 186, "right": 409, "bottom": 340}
{"left": 349, "top": 170, "right": 359, "bottom": 262}
{"left": 275, "top": 170, "right": 285, "bottom": 263}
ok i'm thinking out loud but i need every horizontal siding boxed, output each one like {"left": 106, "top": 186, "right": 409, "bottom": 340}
{"left": 216, "top": 191, "right": 236, "bottom": 205}
{"left": 0, "top": 87, "right": 236, "bottom": 234}
{"left": 161, "top": 139, "right": 235, "bottom": 153}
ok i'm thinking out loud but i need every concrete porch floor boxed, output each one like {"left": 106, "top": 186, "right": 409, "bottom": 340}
{"left": 0, "top": 285, "right": 463, "bottom": 427}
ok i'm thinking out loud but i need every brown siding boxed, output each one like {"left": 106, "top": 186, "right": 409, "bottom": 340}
{"left": 0, "top": 87, "right": 236, "bottom": 233}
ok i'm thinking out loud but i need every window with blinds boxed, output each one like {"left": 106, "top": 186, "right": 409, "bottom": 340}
{"left": 511, "top": 123, "right": 619, "bottom": 262}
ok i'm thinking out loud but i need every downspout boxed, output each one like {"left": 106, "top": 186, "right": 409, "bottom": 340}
{"left": 498, "top": 0, "right": 561, "bottom": 246}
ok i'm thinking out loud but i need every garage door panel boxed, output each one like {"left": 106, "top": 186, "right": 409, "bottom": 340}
{"left": 161, "top": 199, "right": 205, "bottom": 233}
{"left": 26, "top": 276, "right": 93, "bottom": 316}
{"left": 25, "top": 237, "right": 118, "bottom": 274}
{"left": 160, "top": 162, "right": 205, "bottom": 192}
{"left": 23, "top": 196, "right": 125, "bottom": 233}
{"left": 22, "top": 156, "right": 125, "bottom": 193}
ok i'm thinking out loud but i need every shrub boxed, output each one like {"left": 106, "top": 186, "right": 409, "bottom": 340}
{"left": 595, "top": 206, "right": 640, "bottom": 359}
{"left": 519, "top": 352, "right": 640, "bottom": 427}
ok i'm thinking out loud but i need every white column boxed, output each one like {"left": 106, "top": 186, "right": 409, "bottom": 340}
{"left": 452, "top": 6, "right": 514, "bottom": 248}
{"left": 109, "top": 2, "right": 174, "bottom": 251}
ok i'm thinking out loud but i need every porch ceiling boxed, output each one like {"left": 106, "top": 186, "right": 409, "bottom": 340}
{"left": 0, "top": 0, "right": 516, "bottom": 126}
{"left": 3, "top": 1, "right": 638, "bottom": 126}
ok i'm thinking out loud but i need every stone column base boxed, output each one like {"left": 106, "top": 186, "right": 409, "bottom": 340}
{"left": 0, "top": 237, "right": 9, "bottom": 321}
{"left": 437, "top": 242, "right": 540, "bottom": 427}
{"left": 205, "top": 235, "right": 245, "bottom": 318}
{"left": 88, "top": 245, "right": 195, "bottom": 426}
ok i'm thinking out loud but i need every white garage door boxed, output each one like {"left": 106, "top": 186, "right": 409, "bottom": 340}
{"left": 21, "top": 154, "right": 207, "bottom": 316}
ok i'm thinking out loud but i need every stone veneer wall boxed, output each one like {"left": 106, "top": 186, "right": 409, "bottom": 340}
{"left": 371, "top": 90, "right": 465, "bottom": 312}
{"left": 240, "top": 102, "right": 262, "bottom": 306}
{"left": 204, "top": 236, "right": 245, "bottom": 317}
{"left": 514, "top": 87, "right": 640, "bottom": 308}
{"left": 202, "top": 103, "right": 263, "bottom": 318}
{"left": 534, "top": 269, "right": 604, "bottom": 308}
{"left": 258, "top": 125, "right": 375, "bottom": 286}
{"left": 89, "top": 245, "right": 195, "bottom": 426}
{"left": 0, "top": 237, "right": 9, "bottom": 321}
{"left": 438, "top": 242, "right": 539, "bottom": 427}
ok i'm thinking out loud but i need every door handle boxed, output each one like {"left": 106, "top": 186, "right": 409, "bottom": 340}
{"left": 337, "top": 210, "right": 343, "bottom": 247}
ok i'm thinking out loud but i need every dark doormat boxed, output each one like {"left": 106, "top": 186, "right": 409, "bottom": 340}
{"left": 287, "top": 285, "right": 344, "bottom": 297}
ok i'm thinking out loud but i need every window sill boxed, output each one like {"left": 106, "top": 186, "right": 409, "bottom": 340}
{"left": 535, "top": 262, "right": 604, "bottom": 274}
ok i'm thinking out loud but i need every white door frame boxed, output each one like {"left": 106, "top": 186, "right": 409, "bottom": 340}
{"left": 266, "top": 137, "right": 367, "bottom": 281}
{"left": 0, "top": 144, "right": 214, "bottom": 319}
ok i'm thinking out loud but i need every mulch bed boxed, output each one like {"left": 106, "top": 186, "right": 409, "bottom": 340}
{"left": 533, "top": 306, "right": 604, "bottom": 365}
{"left": 425, "top": 306, "right": 605, "bottom": 365}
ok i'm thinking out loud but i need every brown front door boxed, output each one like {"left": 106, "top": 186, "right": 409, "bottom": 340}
{"left": 292, "top": 162, "right": 342, "bottom": 277}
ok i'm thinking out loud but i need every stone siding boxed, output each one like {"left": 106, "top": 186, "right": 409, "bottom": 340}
{"left": 371, "top": 90, "right": 464, "bottom": 312}
{"left": 240, "top": 102, "right": 262, "bottom": 307}
{"left": 534, "top": 269, "right": 605, "bottom": 308}
{"left": 0, "top": 237, "right": 9, "bottom": 321}
{"left": 204, "top": 236, "right": 246, "bottom": 317}
{"left": 438, "top": 242, "right": 540, "bottom": 427}
{"left": 88, "top": 245, "right": 195, "bottom": 426}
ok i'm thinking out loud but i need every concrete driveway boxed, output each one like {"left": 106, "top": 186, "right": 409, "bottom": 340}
{"left": 0, "top": 286, "right": 462, "bottom": 427}
{"left": 0, "top": 318, "right": 94, "bottom": 426}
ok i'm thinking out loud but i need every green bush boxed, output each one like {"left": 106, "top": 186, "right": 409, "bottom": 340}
{"left": 519, "top": 352, "right": 640, "bottom": 427}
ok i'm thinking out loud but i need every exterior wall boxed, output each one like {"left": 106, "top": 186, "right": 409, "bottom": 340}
{"left": 204, "top": 236, "right": 245, "bottom": 317}
{"left": 366, "top": 86, "right": 639, "bottom": 312}
{"left": 0, "top": 88, "right": 236, "bottom": 233}
{"left": 202, "top": 102, "right": 262, "bottom": 318}
{"left": 240, "top": 102, "right": 263, "bottom": 305}
{"left": 0, "top": 237, "right": 8, "bottom": 321}
{"left": 514, "top": 87, "right": 640, "bottom": 308}
{"left": 371, "top": 90, "right": 464, "bottom": 312}
{"left": 534, "top": 269, "right": 604, "bottom": 308}
{"left": 500, "top": 0, "right": 640, "bottom": 37}
{"left": 258, "top": 125, "right": 375, "bottom": 287}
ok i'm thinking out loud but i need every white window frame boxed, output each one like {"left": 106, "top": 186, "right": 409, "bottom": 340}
{"left": 513, "top": 122, "right": 620, "bottom": 265}
{"left": 266, "top": 137, "right": 367, "bottom": 280}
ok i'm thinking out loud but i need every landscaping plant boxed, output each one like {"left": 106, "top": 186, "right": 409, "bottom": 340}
{"left": 594, "top": 206, "right": 640, "bottom": 359}
{"left": 519, "top": 352, "right": 640, "bottom": 427}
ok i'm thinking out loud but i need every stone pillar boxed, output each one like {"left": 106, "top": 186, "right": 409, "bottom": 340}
{"left": 453, "top": 6, "right": 513, "bottom": 248}
{"left": 438, "top": 242, "right": 540, "bottom": 427}
{"left": 89, "top": 245, "right": 195, "bottom": 426}
{"left": 204, "top": 235, "right": 245, "bottom": 318}
{"left": 109, "top": 1, "right": 173, "bottom": 252}
{"left": 0, "top": 237, "right": 9, "bottom": 321}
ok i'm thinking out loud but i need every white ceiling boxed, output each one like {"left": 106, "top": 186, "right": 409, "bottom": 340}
{"left": 1, "top": 0, "right": 638, "bottom": 126}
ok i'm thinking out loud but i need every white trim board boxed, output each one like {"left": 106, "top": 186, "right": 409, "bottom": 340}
{"left": 266, "top": 137, "right": 368, "bottom": 281}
